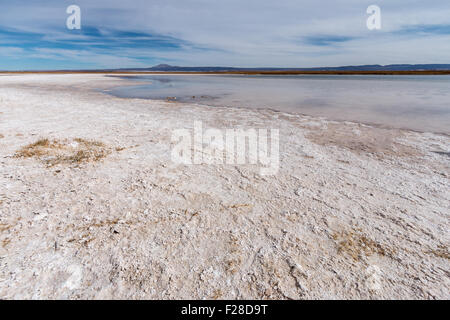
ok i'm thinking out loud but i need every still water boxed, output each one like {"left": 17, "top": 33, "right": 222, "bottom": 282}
{"left": 108, "top": 74, "right": 450, "bottom": 134}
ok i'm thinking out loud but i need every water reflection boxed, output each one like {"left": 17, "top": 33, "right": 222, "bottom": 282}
{"left": 108, "top": 74, "right": 450, "bottom": 134}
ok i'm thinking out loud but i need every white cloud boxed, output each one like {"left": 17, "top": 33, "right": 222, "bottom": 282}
{"left": 0, "top": 0, "right": 449, "bottom": 68}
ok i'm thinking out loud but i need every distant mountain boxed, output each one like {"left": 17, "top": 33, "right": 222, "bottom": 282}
{"left": 128, "top": 64, "right": 243, "bottom": 72}
{"left": 119, "top": 64, "right": 450, "bottom": 72}
{"left": 5, "top": 64, "right": 449, "bottom": 73}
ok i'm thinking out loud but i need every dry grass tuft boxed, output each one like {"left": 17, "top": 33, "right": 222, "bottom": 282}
{"left": 225, "top": 234, "right": 242, "bottom": 274}
{"left": 0, "top": 223, "right": 11, "bottom": 232}
{"left": 333, "top": 229, "right": 392, "bottom": 261}
{"left": 0, "top": 134, "right": 4, "bottom": 139}
{"left": 2, "top": 238, "right": 11, "bottom": 247}
{"left": 15, "top": 138, "right": 57, "bottom": 158}
{"left": 427, "top": 245, "right": 449, "bottom": 260}
{"left": 211, "top": 289, "right": 223, "bottom": 300}
{"left": 15, "top": 138, "right": 111, "bottom": 166}
{"left": 229, "top": 203, "right": 253, "bottom": 209}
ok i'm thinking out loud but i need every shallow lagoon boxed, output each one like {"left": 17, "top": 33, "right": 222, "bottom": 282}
{"left": 109, "top": 74, "right": 450, "bottom": 134}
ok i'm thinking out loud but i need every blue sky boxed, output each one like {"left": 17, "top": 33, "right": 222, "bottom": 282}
{"left": 0, "top": 0, "right": 449, "bottom": 70}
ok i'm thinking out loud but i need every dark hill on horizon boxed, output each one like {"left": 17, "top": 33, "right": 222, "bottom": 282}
{"left": 3, "top": 64, "right": 450, "bottom": 73}
{"left": 119, "top": 63, "right": 450, "bottom": 72}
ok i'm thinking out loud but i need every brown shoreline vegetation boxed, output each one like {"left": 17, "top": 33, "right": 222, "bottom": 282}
{"left": 1, "top": 70, "right": 450, "bottom": 75}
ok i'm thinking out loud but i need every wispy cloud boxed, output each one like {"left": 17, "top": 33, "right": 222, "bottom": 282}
{"left": 0, "top": 0, "right": 449, "bottom": 69}
{"left": 303, "top": 35, "right": 357, "bottom": 47}
{"left": 396, "top": 24, "right": 450, "bottom": 36}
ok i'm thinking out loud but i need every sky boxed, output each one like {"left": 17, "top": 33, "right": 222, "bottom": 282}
{"left": 0, "top": 0, "right": 449, "bottom": 70}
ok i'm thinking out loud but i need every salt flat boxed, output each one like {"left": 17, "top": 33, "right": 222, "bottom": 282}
{"left": 0, "top": 74, "right": 448, "bottom": 299}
